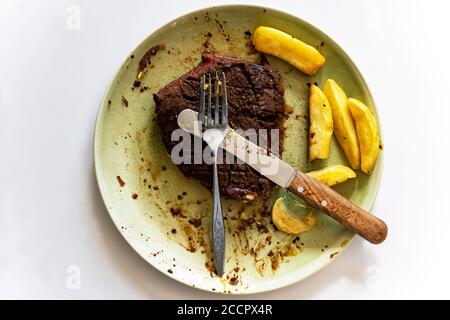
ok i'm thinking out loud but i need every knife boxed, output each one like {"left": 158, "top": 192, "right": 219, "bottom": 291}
{"left": 177, "top": 109, "right": 387, "bottom": 244}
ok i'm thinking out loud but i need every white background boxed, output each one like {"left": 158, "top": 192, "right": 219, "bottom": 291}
{"left": 1, "top": 0, "right": 450, "bottom": 299}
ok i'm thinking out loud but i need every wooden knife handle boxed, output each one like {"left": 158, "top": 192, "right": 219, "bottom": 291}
{"left": 288, "top": 171, "right": 387, "bottom": 244}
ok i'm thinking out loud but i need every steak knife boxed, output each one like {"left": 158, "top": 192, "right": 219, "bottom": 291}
{"left": 177, "top": 109, "right": 387, "bottom": 244}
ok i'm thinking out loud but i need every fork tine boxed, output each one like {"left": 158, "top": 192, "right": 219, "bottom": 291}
{"left": 207, "top": 73, "right": 212, "bottom": 127}
{"left": 199, "top": 74, "right": 205, "bottom": 123}
{"left": 214, "top": 72, "right": 220, "bottom": 127}
{"left": 221, "top": 72, "right": 228, "bottom": 126}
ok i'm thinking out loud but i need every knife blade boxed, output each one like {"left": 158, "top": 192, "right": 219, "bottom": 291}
{"left": 177, "top": 109, "right": 295, "bottom": 188}
{"left": 176, "top": 109, "right": 388, "bottom": 244}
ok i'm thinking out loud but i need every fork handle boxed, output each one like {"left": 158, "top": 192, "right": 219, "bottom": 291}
{"left": 211, "top": 160, "right": 225, "bottom": 276}
{"left": 288, "top": 171, "right": 388, "bottom": 244}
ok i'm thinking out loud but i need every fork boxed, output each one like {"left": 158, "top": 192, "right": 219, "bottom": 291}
{"left": 199, "top": 71, "right": 228, "bottom": 277}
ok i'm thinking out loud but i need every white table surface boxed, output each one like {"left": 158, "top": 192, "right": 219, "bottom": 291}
{"left": 1, "top": 0, "right": 450, "bottom": 299}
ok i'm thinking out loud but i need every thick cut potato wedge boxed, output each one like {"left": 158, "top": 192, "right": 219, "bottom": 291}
{"left": 323, "top": 79, "right": 360, "bottom": 169}
{"left": 271, "top": 198, "right": 316, "bottom": 235}
{"left": 348, "top": 98, "right": 381, "bottom": 174}
{"left": 307, "top": 165, "right": 356, "bottom": 186}
{"left": 253, "top": 26, "right": 325, "bottom": 76}
{"left": 309, "top": 85, "right": 333, "bottom": 161}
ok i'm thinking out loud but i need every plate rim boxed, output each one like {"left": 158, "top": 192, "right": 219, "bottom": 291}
{"left": 93, "top": 3, "right": 384, "bottom": 295}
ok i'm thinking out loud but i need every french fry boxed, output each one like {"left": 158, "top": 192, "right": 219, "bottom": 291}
{"left": 307, "top": 165, "right": 357, "bottom": 186}
{"left": 323, "top": 79, "right": 360, "bottom": 169}
{"left": 253, "top": 26, "right": 326, "bottom": 75}
{"left": 309, "top": 85, "right": 333, "bottom": 161}
{"left": 348, "top": 98, "right": 381, "bottom": 174}
{"left": 271, "top": 198, "right": 316, "bottom": 235}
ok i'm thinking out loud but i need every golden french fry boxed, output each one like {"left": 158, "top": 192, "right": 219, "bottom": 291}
{"left": 309, "top": 85, "right": 333, "bottom": 161}
{"left": 307, "top": 165, "right": 356, "bottom": 186}
{"left": 348, "top": 98, "right": 381, "bottom": 174}
{"left": 323, "top": 79, "right": 360, "bottom": 169}
{"left": 253, "top": 26, "right": 325, "bottom": 75}
{"left": 271, "top": 198, "right": 316, "bottom": 235}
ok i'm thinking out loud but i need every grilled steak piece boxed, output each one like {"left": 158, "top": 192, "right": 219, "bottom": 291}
{"left": 154, "top": 53, "right": 285, "bottom": 201}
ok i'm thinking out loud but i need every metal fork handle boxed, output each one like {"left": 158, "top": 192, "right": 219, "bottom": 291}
{"left": 212, "top": 153, "right": 225, "bottom": 277}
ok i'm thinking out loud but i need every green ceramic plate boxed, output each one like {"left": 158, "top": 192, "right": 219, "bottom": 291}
{"left": 94, "top": 4, "right": 383, "bottom": 294}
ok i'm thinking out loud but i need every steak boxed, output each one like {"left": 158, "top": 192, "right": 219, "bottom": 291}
{"left": 154, "top": 53, "right": 285, "bottom": 201}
